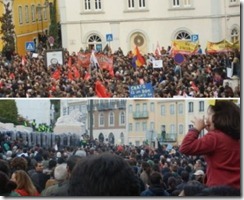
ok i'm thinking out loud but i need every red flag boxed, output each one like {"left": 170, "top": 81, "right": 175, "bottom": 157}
{"left": 84, "top": 73, "right": 91, "bottom": 81}
{"left": 21, "top": 56, "right": 27, "bottom": 66}
{"left": 9, "top": 73, "right": 15, "bottom": 79}
{"left": 52, "top": 69, "right": 61, "bottom": 80}
{"left": 72, "top": 66, "right": 80, "bottom": 79}
{"left": 78, "top": 53, "right": 91, "bottom": 68}
{"left": 68, "top": 56, "right": 72, "bottom": 68}
{"left": 68, "top": 70, "right": 73, "bottom": 80}
{"left": 190, "top": 81, "right": 198, "bottom": 92}
{"left": 155, "top": 42, "right": 161, "bottom": 57}
{"left": 95, "top": 80, "right": 111, "bottom": 98}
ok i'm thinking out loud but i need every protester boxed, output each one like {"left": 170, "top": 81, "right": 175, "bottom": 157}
{"left": 68, "top": 152, "right": 141, "bottom": 196}
{"left": 11, "top": 170, "right": 39, "bottom": 196}
{"left": 0, "top": 48, "right": 240, "bottom": 98}
{"left": 179, "top": 100, "right": 240, "bottom": 189}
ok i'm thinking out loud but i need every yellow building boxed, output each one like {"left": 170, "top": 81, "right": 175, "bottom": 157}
{"left": 126, "top": 99, "right": 212, "bottom": 147}
{"left": 0, "top": 0, "right": 59, "bottom": 56}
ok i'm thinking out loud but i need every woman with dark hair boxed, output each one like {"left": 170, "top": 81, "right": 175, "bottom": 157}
{"left": 179, "top": 100, "right": 240, "bottom": 189}
{"left": 0, "top": 171, "right": 20, "bottom": 196}
{"left": 11, "top": 170, "right": 39, "bottom": 196}
{"left": 68, "top": 152, "right": 141, "bottom": 196}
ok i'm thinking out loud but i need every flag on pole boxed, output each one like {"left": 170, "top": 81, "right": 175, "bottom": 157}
{"left": 155, "top": 42, "right": 161, "bottom": 57}
{"left": 95, "top": 80, "right": 111, "bottom": 98}
{"left": 21, "top": 56, "right": 27, "bottom": 66}
{"left": 90, "top": 50, "right": 99, "bottom": 69}
{"left": 132, "top": 46, "right": 145, "bottom": 68}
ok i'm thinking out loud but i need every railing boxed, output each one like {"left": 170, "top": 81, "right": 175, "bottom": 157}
{"left": 133, "top": 111, "right": 149, "bottom": 119}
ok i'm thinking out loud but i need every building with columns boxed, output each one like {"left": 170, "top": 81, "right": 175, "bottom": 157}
{"left": 58, "top": 0, "right": 240, "bottom": 54}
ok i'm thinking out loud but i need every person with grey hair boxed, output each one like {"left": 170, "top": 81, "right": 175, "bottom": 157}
{"left": 41, "top": 163, "right": 68, "bottom": 196}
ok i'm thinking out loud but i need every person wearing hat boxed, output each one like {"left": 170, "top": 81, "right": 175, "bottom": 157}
{"left": 193, "top": 170, "right": 205, "bottom": 184}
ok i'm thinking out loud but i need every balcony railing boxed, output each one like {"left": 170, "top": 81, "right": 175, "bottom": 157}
{"left": 157, "top": 133, "right": 177, "bottom": 142}
{"left": 133, "top": 111, "right": 149, "bottom": 119}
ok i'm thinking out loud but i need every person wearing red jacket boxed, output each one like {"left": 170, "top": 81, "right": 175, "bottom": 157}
{"left": 179, "top": 100, "right": 240, "bottom": 189}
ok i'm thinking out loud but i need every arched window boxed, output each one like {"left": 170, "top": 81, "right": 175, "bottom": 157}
{"left": 109, "top": 112, "right": 114, "bottom": 126}
{"left": 231, "top": 28, "right": 239, "bottom": 43}
{"left": 108, "top": 133, "right": 115, "bottom": 144}
{"left": 98, "top": 133, "right": 104, "bottom": 142}
{"left": 120, "top": 111, "right": 125, "bottom": 125}
{"left": 120, "top": 132, "right": 124, "bottom": 144}
{"left": 88, "top": 34, "right": 102, "bottom": 51}
{"left": 176, "top": 31, "right": 191, "bottom": 40}
{"left": 99, "top": 113, "right": 104, "bottom": 126}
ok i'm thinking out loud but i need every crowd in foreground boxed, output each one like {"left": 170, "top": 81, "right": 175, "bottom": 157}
{"left": 0, "top": 46, "right": 240, "bottom": 98}
{"left": 0, "top": 134, "right": 240, "bottom": 196}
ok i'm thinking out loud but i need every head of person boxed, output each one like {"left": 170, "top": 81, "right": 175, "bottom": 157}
{"left": 10, "top": 157, "right": 28, "bottom": 172}
{"left": 0, "top": 171, "right": 17, "bottom": 196}
{"left": 179, "top": 180, "right": 205, "bottom": 196}
{"left": 54, "top": 163, "right": 68, "bottom": 182}
{"left": 11, "top": 170, "right": 37, "bottom": 195}
{"left": 34, "top": 161, "right": 44, "bottom": 172}
{"left": 0, "top": 159, "right": 11, "bottom": 177}
{"left": 206, "top": 100, "right": 240, "bottom": 140}
{"left": 68, "top": 152, "right": 141, "bottom": 196}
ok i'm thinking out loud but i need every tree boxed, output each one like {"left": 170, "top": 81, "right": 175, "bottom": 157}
{"left": 0, "top": 2, "right": 15, "bottom": 60}
{"left": 48, "top": 0, "right": 62, "bottom": 48}
{"left": 0, "top": 100, "right": 18, "bottom": 124}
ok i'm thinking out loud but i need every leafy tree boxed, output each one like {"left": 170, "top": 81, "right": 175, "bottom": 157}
{"left": 48, "top": 0, "right": 61, "bottom": 48}
{"left": 0, "top": 2, "right": 15, "bottom": 60}
{"left": 0, "top": 100, "right": 18, "bottom": 124}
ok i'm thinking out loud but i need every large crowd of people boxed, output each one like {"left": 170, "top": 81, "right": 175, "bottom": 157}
{"left": 0, "top": 46, "right": 240, "bottom": 98}
{"left": 0, "top": 99, "right": 241, "bottom": 197}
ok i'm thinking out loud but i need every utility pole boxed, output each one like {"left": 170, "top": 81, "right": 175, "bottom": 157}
{"left": 89, "top": 100, "right": 93, "bottom": 140}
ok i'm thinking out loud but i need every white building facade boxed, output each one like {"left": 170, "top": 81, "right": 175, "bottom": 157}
{"left": 58, "top": 0, "right": 240, "bottom": 54}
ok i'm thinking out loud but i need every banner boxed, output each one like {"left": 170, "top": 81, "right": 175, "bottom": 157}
{"left": 77, "top": 53, "right": 91, "bottom": 68}
{"left": 170, "top": 40, "right": 199, "bottom": 55}
{"left": 206, "top": 40, "right": 235, "bottom": 54}
{"left": 129, "top": 83, "right": 154, "bottom": 98}
{"left": 96, "top": 54, "right": 114, "bottom": 77}
{"left": 153, "top": 60, "right": 163, "bottom": 68}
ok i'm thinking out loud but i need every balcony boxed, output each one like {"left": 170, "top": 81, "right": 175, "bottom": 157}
{"left": 133, "top": 111, "right": 149, "bottom": 119}
{"left": 157, "top": 133, "right": 177, "bottom": 143}
{"left": 117, "top": 101, "right": 126, "bottom": 109}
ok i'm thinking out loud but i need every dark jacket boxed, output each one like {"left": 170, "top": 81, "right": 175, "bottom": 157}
{"left": 140, "top": 186, "right": 169, "bottom": 196}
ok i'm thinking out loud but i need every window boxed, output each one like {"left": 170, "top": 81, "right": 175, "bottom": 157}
{"left": 142, "top": 122, "right": 147, "bottom": 131}
{"left": 150, "top": 122, "right": 155, "bottom": 130}
{"left": 179, "top": 124, "right": 184, "bottom": 134}
{"left": 31, "top": 5, "right": 35, "bottom": 22}
{"left": 128, "top": 0, "right": 135, "bottom": 8}
{"left": 150, "top": 102, "right": 155, "bottom": 112}
{"left": 135, "top": 122, "right": 140, "bottom": 131}
{"left": 178, "top": 103, "right": 183, "bottom": 114}
{"left": 18, "top": 6, "right": 23, "bottom": 24}
{"left": 129, "top": 105, "right": 133, "bottom": 113}
{"left": 173, "top": 0, "right": 180, "bottom": 7}
{"left": 183, "top": 0, "right": 191, "bottom": 7}
{"left": 142, "top": 103, "right": 147, "bottom": 112}
{"left": 43, "top": 7, "right": 47, "bottom": 20}
{"left": 161, "top": 105, "right": 166, "bottom": 115}
{"left": 109, "top": 112, "right": 114, "bottom": 126}
{"left": 170, "top": 104, "right": 175, "bottom": 114}
{"left": 199, "top": 101, "right": 204, "bottom": 112}
{"left": 99, "top": 113, "right": 104, "bottom": 126}
{"left": 25, "top": 6, "right": 29, "bottom": 23}
{"left": 170, "top": 124, "right": 176, "bottom": 133}
{"left": 136, "top": 104, "right": 140, "bottom": 112}
{"left": 85, "top": 0, "right": 91, "bottom": 10}
{"left": 176, "top": 31, "right": 191, "bottom": 40}
{"left": 139, "top": 0, "right": 146, "bottom": 8}
{"left": 231, "top": 28, "right": 239, "bottom": 43}
{"left": 120, "top": 111, "right": 125, "bottom": 125}
{"left": 129, "top": 123, "right": 133, "bottom": 131}
{"left": 88, "top": 34, "right": 102, "bottom": 43}
{"left": 95, "top": 0, "right": 101, "bottom": 10}
{"left": 37, "top": 4, "right": 42, "bottom": 21}
{"left": 188, "top": 102, "right": 194, "bottom": 112}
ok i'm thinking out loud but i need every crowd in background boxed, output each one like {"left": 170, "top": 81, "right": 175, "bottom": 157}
{"left": 0, "top": 46, "right": 240, "bottom": 98}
